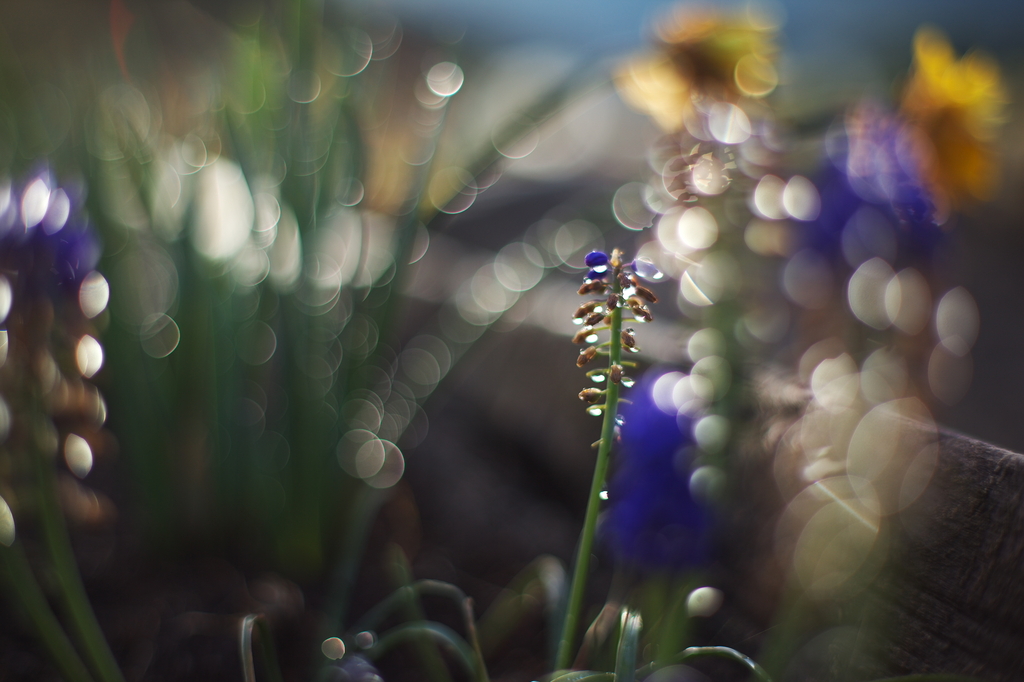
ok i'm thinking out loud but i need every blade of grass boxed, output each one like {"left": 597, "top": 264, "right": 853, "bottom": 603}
{"left": 614, "top": 609, "right": 643, "bottom": 682}
{"left": 240, "top": 614, "right": 285, "bottom": 682}
{"left": 364, "top": 621, "right": 478, "bottom": 681}
{"left": 30, "top": 433, "right": 125, "bottom": 682}
{"left": 0, "top": 542, "right": 96, "bottom": 682}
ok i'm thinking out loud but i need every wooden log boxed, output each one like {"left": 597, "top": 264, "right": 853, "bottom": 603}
{"left": 720, "top": 370, "right": 1024, "bottom": 681}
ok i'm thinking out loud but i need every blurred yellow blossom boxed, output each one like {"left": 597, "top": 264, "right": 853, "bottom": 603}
{"left": 615, "top": 5, "right": 780, "bottom": 132}
{"left": 901, "top": 27, "right": 1007, "bottom": 203}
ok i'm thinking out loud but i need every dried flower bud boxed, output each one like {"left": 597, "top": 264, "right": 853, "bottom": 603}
{"left": 577, "top": 346, "right": 598, "bottom": 367}
{"left": 606, "top": 293, "right": 619, "bottom": 310}
{"left": 621, "top": 329, "right": 637, "bottom": 349}
{"left": 618, "top": 271, "right": 637, "bottom": 290}
{"left": 584, "top": 311, "right": 605, "bottom": 327}
{"left": 626, "top": 297, "right": 653, "bottom": 322}
{"left": 578, "top": 388, "right": 604, "bottom": 403}
{"left": 572, "top": 327, "right": 595, "bottom": 344}
{"left": 574, "top": 300, "right": 602, "bottom": 319}
{"left": 610, "top": 364, "right": 623, "bottom": 384}
{"left": 579, "top": 280, "right": 607, "bottom": 296}
{"left": 634, "top": 285, "right": 659, "bottom": 304}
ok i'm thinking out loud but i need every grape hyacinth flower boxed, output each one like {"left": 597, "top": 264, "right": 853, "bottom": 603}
{"left": 0, "top": 172, "right": 101, "bottom": 294}
{"left": 558, "top": 248, "right": 658, "bottom": 669}
{"left": 806, "top": 103, "right": 941, "bottom": 267}
{"left": 0, "top": 170, "right": 121, "bottom": 682}
{"left": 603, "top": 370, "right": 710, "bottom": 570}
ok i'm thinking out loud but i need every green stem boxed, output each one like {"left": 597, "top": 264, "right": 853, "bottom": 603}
{"left": 0, "top": 542, "right": 96, "bottom": 682}
{"left": 31, "top": 444, "right": 125, "bottom": 682}
{"left": 555, "top": 274, "right": 623, "bottom": 670}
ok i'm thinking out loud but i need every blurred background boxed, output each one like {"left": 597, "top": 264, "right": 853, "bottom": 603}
{"left": 1, "top": 0, "right": 1023, "bottom": 680}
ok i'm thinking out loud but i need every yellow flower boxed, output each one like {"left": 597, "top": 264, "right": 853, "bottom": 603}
{"left": 615, "top": 5, "right": 780, "bottom": 132}
{"left": 901, "top": 26, "right": 1007, "bottom": 203}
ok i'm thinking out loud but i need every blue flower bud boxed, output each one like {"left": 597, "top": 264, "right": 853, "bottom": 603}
{"left": 584, "top": 251, "right": 609, "bottom": 268}
{"left": 585, "top": 268, "right": 609, "bottom": 281}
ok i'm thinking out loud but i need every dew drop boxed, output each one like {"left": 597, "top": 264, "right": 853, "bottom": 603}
{"left": 64, "top": 434, "right": 93, "bottom": 478}
{"left": 76, "top": 336, "right": 104, "bottom": 378}
{"left": 633, "top": 257, "right": 664, "bottom": 281}
{"left": 355, "top": 631, "right": 377, "bottom": 649}
{"left": 572, "top": 317, "right": 585, "bottom": 326}
{"left": 587, "top": 406, "right": 603, "bottom": 417}
{"left": 591, "top": 374, "right": 607, "bottom": 383}
{"left": 585, "top": 333, "right": 599, "bottom": 343}
{"left": 620, "top": 376, "right": 636, "bottom": 388}
{"left": 0, "top": 494, "right": 13, "bottom": 547}
{"left": 591, "top": 264, "right": 608, "bottom": 274}
{"left": 599, "top": 490, "right": 609, "bottom": 501}
{"left": 626, "top": 345, "right": 641, "bottom": 352}
{"left": 615, "top": 414, "right": 625, "bottom": 426}
{"left": 321, "top": 637, "right": 346, "bottom": 660}
{"left": 690, "top": 155, "right": 731, "bottom": 195}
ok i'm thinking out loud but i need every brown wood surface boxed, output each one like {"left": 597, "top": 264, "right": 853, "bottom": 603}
{"left": 719, "top": 372, "right": 1024, "bottom": 682}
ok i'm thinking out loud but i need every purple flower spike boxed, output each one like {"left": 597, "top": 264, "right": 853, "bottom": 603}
{"left": 806, "top": 103, "right": 940, "bottom": 265}
{"left": 586, "top": 269, "right": 609, "bottom": 281}
{"left": 0, "top": 170, "right": 102, "bottom": 297}
{"left": 584, "top": 251, "right": 609, "bottom": 268}
{"left": 603, "top": 369, "right": 711, "bottom": 571}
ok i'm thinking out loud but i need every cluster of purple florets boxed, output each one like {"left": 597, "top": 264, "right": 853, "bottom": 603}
{"left": 582, "top": 251, "right": 661, "bottom": 283}
{"left": 807, "top": 104, "right": 941, "bottom": 264}
{"left": 0, "top": 171, "right": 100, "bottom": 298}
{"left": 603, "top": 370, "right": 711, "bottom": 571}
{"left": 583, "top": 250, "right": 610, "bottom": 280}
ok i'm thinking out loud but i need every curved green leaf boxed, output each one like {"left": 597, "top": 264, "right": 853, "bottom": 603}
{"left": 548, "top": 672, "right": 615, "bottom": 682}
{"left": 364, "top": 621, "right": 479, "bottom": 681}
{"left": 614, "top": 610, "right": 643, "bottom": 682}
{"left": 239, "top": 614, "right": 284, "bottom": 682}
{"left": 637, "top": 646, "right": 771, "bottom": 682}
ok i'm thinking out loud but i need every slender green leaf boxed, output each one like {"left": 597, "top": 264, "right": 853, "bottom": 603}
{"left": 614, "top": 610, "right": 643, "bottom": 682}
{"left": 364, "top": 621, "right": 478, "bottom": 680}
{"left": 239, "top": 614, "right": 284, "bottom": 682}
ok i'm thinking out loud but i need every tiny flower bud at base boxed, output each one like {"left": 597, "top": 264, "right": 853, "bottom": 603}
{"left": 634, "top": 285, "right": 659, "bottom": 304}
{"left": 577, "top": 346, "right": 598, "bottom": 367}
{"left": 574, "top": 300, "right": 602, "bottom": 319}
{"left": 573, "top": 327, "right": 595, "bottom": 344}
{"left": 610, "top": 364, "right": 623, "bottom": 384}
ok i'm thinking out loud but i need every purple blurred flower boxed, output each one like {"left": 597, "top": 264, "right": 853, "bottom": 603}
{"left": 584, "top": 251, "right": 609, "bottom": 268}
{"left": 806, "top": 104, "right": 940, "bottom": 266}
{"left": 0, "top": 171, "right": 100, "bottom": 298}
{"left": 603, "top": 370, "right": 711, "bottom": 570}
{"left": 324, "top": 655, "right": 384, "bottom": 682}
